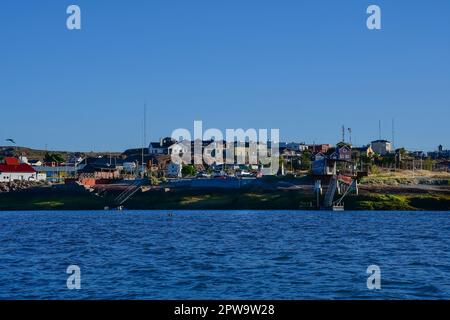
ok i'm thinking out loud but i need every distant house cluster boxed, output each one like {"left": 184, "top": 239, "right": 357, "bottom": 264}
{"left": 428, "top": 145, "right": 450, "bottom": 160}
{"left": 1, "top": 135, "right": 448, "bottom": 186}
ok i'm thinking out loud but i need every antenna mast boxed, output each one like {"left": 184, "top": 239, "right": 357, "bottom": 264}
{"left": 378, "top": 120, "right": 382, "bottom": 140}
{"left": 141, "top": 103, "right": 147, "bottom": 178}
{"left": 144, "top": 102, "right": 147, "bottom": 148}
{"left": 392, "top": 118, "right": 395, "bottom": 149}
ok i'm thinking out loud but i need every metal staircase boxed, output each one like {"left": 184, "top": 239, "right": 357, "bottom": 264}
{"left": 114, "top": 179, "right": 145, "bottom": 206}
{"left": 322, "top": 175, "right": 358, "bottom": 210}
{"left": 333, "top": 179, "right": 358, "bottom": 207}
{"left": 323, "top": 175, "right": 338, "bottom": 208}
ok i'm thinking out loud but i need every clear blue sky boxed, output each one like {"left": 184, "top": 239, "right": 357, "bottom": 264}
{"left": 0, "top": 0, "right": 449, "bottom": 152}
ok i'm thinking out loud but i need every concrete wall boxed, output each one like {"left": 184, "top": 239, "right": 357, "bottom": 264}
{"left": 167, "top": 177, "right": 257, "bottom": 189}
{"left": 0, "top": 172, "right": 37, "bottom": 182}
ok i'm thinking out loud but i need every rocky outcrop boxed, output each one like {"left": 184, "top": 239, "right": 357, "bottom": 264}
{"left": 0, "top": 181, "right": 50, "bottom": 193}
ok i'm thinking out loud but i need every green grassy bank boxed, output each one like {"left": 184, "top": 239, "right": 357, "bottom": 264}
{"left": 0, "top": 188, "right": 449, "bottom": 211}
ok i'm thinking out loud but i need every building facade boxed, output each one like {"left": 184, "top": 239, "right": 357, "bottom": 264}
{"left": 370, "top": 140, "right": 393, "bottom": 155}
{"left": 166, "top": 162, "right": 182, "bottom": 178}
{"left": 0, "top": 157, "right": 40, "bottom": 182}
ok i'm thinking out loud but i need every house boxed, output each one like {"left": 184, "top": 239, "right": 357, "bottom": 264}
{"left": 312, "top": 157, "right": 336, "bottom": 175}
{"left": 312, "top": 144, "right": 355, "bottom": 176}
{"left": 330, "top": 146, "right": 352, "bottom": 162}
{"left": 123, "top": 162, "right": 137, "bottom": 173}
{"left": 78, "top": 164, "right": 121, "bottom": 180}
{"left": 286, "top": 142, "right": 309, "bottom": 152}
{"left": 18, "top": 156, "right": 29, "bottom": 164}
{"left": 428, "top": 145, "right": 450, "bottom": 160}
{"left": 168, "top": 139, "right": 226, "bottom": 164}
{"left": 149, "top": 137, "right": 177, "bottom": 155}
{"left": 232, "top": 141, "right": 259, "bottom": 166}
{"left": 0, "top": 157, "right": 42, "bottom": 182}
{"left": 280, "top": 147, "right": 299, "bottom": 157}
{"left": 168, "top": 140, "right": 191, "bottom": 162}
{"left": 4, "top": 157, "right": 20, "bottom": 166}
{"left": 67, "top": 153, "right": 84, "bottom": 165}
{"left": 411, "top": 151, "right": 425, "bottom": 158}
{"left": 435, "top": 160, "right": 449, "bottom": 172}
{"left": 311, "top": 144, "right": 332, "bottom": 154}
{"left": 32, "top": 165, "right": 76, "bottom": 183}
{"left": 371, "top": 140, "right": 393, "bottom": 155}
{"left": 166, "top": 162, "right": 182, "bottom": 178}
{"left": 286, "top": 142, "right": 300, "bottom": 150}
{"left": 84, "top": 156, "right": 124, "bottom": 169}
{"left": 298, "top": 143, "right": 309, "bottom": 152}
{"left": 29, "top": 159, "right": 43, "bottom": 166}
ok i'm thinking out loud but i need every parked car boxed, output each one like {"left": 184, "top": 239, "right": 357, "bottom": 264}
{"left": 196, "top": 172, "right": 211, "bottom": 178}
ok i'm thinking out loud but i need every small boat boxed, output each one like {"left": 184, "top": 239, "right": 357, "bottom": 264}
{"left": 332, "top": 204, "right": 345, "bottom": 211}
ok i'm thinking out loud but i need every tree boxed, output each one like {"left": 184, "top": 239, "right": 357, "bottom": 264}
{"left": 299, "top": 151, "right": 312, "bottom": 171}
{"left": 182, "top": 164, "right": 197, "bottom": 177}
{"left": 291, "top": 157, "right": 302, "bottom": 171}
{"left": 44, "top": 152, "right": 65, "bottom": 164}
{"left": 423, "top": 157, "right": 433, "bottom": 171}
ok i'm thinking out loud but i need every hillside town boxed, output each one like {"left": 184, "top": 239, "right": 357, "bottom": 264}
{"left": 0, "top": 137, "right": 449, "bottom": 211}
{"left": 0, "top": 138, "right": 449, "bottom": 183}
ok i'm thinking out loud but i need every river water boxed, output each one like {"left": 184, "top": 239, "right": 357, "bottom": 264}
{"left": 0, "top": 210, "right": 449, "bottom": 299}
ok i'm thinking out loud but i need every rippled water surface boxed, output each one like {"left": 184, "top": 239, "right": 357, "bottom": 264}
{"left": 0, "top": 210, "right": 449, "bottom": 299}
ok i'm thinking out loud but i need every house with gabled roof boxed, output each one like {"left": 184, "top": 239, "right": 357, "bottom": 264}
{"left": 0, "top": 157, "right": 41, "bottom": 182}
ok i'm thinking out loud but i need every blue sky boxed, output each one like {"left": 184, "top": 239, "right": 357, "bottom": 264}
{"left": 0, "top": 0, "right": 449, "bottom": 152}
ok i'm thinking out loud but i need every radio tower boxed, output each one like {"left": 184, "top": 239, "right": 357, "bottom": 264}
{"left": 378, "top": 120, "right": 382, "bottom": 140}
{"left": 392, "top": 118, "right": 395, "bottom": 150}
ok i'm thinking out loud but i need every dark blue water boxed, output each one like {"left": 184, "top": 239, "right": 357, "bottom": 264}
{"left": 0, "top": 210, "right": 449, "bottom": 299}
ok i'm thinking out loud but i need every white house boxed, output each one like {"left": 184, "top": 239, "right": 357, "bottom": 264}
{"left": 0, "top": 157, "right": 39, "bottom": 182}
{"left": 67, "top": 154, "right": 84, "bottom": 165}
{"left": 168, "top": 141, "right": 191, "bottom": 159}
{"left": 29, "top": 159, "right": 43, "bottom": 166}
{"left": 149, "top": 137, "right": 177, "bottom": 155}
{"left": 123, "top": 162, "right": 137, "bottom": 173}
{"left": 19, "top": 156, "right": 29, "bottom": 164}
{"left": 371, "top": 140, "right": 393, "bottom": 155}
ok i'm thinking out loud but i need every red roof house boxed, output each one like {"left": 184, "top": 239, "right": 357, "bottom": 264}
{"left": 0, "top": 163, "right": 36, "bottom": 173}
{"left": 0, "top": 157, "right": 39, "bottom": 182}
{"left": 4, "top": 157, "right": 20, "bottom": 166}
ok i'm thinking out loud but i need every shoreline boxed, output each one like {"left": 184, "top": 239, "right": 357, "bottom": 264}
{"left": 0, "top": 184, "right": 449, "bottom": 211}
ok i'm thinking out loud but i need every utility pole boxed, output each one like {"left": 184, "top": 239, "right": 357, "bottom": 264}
{"left": 144, "top": 102, "right": 147, "bottom": 150}
{"left": 392, "top": 118, "right": 395, "bottom": 150}
{"left": 141, "top": 103, "right": 147, "bottom": 178}
{"left": 378, "top": 120, "right": 382, "bottom": 140}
